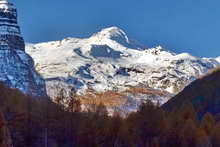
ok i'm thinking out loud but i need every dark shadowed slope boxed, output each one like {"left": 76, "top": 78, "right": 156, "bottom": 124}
{"left": 163, "top": 67, "right": 220, "bottom": 116}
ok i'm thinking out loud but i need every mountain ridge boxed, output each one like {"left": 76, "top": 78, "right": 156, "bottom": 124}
{"left": 26, "top": 26, "right": 219, "bottom": 111}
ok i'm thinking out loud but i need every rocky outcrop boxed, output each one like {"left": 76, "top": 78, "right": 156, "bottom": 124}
{"left": 0, "top": 0, "right": 46, "bottom": 97}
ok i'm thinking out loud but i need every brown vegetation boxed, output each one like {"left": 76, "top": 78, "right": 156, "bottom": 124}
{"left": 125, "top": 85, "right": 169, "bottom": 97}
{"left": 77, "top": 86, "right": 169, "bottom": 110}
{"left": 77, "top": 89, "right": 127, "bottom": 108}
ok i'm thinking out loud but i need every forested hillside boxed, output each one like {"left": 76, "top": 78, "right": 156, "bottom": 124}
{"left": 1, "top": 69, "right": 220, "bottom": 147}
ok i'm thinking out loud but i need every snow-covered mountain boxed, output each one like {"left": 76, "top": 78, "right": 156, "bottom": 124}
{"left": 0, "top": 1, "right": 46, "bottom": 97}
{"left": 26, "top": 26, "right": 219, "bottom": 110}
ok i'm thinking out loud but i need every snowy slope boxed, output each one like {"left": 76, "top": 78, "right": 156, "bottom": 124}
{"left": 216, "top": 56, "right": 220, "bottom": 63}
{"left": 26, "top": 27, "right": 220, "bottom": 107}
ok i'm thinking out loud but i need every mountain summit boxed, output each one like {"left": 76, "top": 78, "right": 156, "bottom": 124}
{"left": 93, "top": 27, "right": 128, "bottom": 40}
{"left": 92, "top": 27, "right": 130, "bottom": 46}
{"left": 90, "top": 26, "right": 145, "bottom": 50}
{"left": 0, "top": 1, "right": 46, "bottom": 97}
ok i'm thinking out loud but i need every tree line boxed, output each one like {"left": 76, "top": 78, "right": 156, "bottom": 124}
{"left": 0, "top": 83, "right": 220, "bottom": 147}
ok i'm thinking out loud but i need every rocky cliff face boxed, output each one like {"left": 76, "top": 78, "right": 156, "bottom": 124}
{"left": 0, "top": 0, "right": 46, "bottom": 97}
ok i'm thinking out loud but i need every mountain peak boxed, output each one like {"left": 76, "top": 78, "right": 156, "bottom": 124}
{"left": 0, "top": 0, "right": 23, "bottom": 49}
{"left": 90, "top": 26, "right": 147, "bottom": 50}
{"left": 93, "top": 26, "right": 129, "bottom": 42}
{"left": 99, "top": 26, "right": 126, "bottom": 35}
{"left": 0, "top": 0, "right": 15, "bottom": 10}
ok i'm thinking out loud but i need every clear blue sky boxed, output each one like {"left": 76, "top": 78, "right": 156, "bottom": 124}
{"left": 11, "top": 0, "right": 220, "bottom": 57}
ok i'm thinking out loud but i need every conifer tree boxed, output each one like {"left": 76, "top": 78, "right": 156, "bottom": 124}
{"left": 201, "top": 112, "right": 215, "bottom": 136}
{"left": 0, "top": 111, "right": 11, "bottom": 147}
{"left": 211, "top": 122, "right": 220, "bottom": 147}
